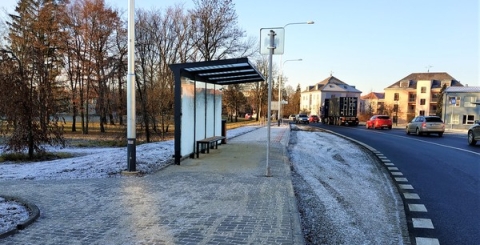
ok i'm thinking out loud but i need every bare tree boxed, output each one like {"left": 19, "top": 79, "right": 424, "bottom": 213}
{"left": 82, "top": 0, "right": 120, "bottom": 133}
{"left": 222, "top": 84, "right": 247, "bottom": 122}
{"left": 189, "top": 0, "right": 255, "bottom": 61}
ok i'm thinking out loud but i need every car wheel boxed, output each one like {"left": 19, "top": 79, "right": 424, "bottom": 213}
{"left": 416, "top": 128, "right": 421, "bottom": 136}
{"left": 366, "top": 124, "right": 369, "bottom": 129}
{"left": 438, "top": 132, "right": 443, "bottom": 137}
{"left": 468, "top": 131, "right": 477, "bottom": 145}
{"left": 406, "top": 127, "right": 410, "bottom": 135}
{"left": 388, "top": 126, "right": 392, "bottom": 130}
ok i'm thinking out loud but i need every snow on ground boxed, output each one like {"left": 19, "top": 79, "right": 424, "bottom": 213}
{"left": 1, "top": 124, "right": 406, "bottom": 244}
{"left": 289, "top": 125, "right": 407, "bottom": 244}
{"left": 0, "top": 125, "right": 260, "bottom": 181}
{"left": 0, "top": 125, "right": 260, "bottom": 233}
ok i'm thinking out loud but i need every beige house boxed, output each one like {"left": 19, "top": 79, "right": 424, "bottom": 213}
{"left": 300, "top": 76, "right": 362, "bottom": 115}
{"left": 360, "top": 92, "right": 385, "bottom": 115}
{"left": 383, "top": 72, "right": 463, "bottom": 124}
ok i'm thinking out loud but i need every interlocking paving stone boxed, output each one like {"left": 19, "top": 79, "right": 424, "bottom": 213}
{"left": 0, "top": 127, "right": 303, "bottom": 245}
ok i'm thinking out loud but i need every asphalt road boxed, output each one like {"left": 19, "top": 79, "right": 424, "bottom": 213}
{"left": 310, "top": 122, "right": 480, "bottom": 245}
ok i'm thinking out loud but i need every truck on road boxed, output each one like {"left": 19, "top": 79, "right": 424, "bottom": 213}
{"left": 320, "top": 97, "right": 359, "bottom": 126}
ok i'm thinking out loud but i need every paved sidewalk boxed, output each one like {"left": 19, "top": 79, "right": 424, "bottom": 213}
{"left": 1, "top": 126, "right": 302, "bottom": 244}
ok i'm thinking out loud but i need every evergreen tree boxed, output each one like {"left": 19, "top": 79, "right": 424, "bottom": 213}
{"left": 0, "top": 0, "right": 65, "bottom": 158}
{"left": 436, "top": 84, "right": 447, "bottom": 117}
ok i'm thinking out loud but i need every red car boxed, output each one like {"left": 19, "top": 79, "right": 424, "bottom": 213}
{"left": 308, "top": 115, "right": 320, "bottom": 123}
{"left": 366, "top": 115, "right": 392, "bottom": 129}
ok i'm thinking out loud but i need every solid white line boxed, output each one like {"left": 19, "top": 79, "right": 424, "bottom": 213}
{"left": 357, "top": 127, "right": 480, "bottom": 156}
{"left": 396, "top": 134, "right": 480, "bottom": 156}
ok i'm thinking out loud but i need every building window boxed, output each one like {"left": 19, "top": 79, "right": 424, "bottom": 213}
{"left": 421, "top": 87, "right": 426, "bottom": 93}
{"left": 449, "top": 96, "right": 461, "bottom": 106}
{"left": 451, "top": 114, "right": 459, "bottom": 124}
{"left": 419, "top": 110, "right": 425, "bottom": 116}
{"left": 409, "top": 93, "right": 416, "bottom": 102}
{"left": 462, "top": 115, "right": 475, "bottom": 124}
{"left": 394, "top": 93, "right": 399, "bottom": 101}
{"left": 464, "top": 97, "right": 477, "bottom": 107}
{"left": 420, "top": 99, "right": 426, "bottom": 105}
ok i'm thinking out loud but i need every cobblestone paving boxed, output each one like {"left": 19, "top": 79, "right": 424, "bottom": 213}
{"left": 1, "top": 127, "right": 302, "bottom": 245}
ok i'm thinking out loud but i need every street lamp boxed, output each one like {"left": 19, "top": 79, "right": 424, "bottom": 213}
{"left": 276, "top": 21, "right": 313, "bottom": 126}
{"left": 284, "top": 21, "right": 315, "bottom": 28}
{"left": 278, "top": 59, "right": 302, "bottom": 126}
{"left": 126, "top": 0, "right": 137, "bottom": 172}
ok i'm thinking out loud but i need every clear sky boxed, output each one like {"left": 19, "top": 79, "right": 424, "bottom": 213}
{"left": 1, "top": 0, "right": 478, "bottom": 94}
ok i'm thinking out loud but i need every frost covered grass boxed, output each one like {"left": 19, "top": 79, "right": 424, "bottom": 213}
{"left": 1, "top": 124, "right": 408, "bottom": 244}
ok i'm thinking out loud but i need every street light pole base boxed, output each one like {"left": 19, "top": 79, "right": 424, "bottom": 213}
{"left": 121, "top": 171, "right": 140, "bottom": 176}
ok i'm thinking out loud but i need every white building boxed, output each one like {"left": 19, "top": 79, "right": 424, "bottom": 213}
{"left": 300, "top": 76, "right": 362, "bottom": 115}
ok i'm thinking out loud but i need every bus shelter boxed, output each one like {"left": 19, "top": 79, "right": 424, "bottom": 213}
{"left": 169, "top": 58, "right": 265, "bottom": 165}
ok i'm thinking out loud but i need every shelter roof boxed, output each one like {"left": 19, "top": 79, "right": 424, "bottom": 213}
{"left": 169, "top": 58, "right": 265, "bottom": 85}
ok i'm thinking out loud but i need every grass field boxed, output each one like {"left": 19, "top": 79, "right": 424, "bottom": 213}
{"left": 1, "top": 117, "right": 263, "bottom": 162}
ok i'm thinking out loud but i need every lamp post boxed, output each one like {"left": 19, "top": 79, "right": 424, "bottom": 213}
{"left": 278, "top": 59, "right": 302, "bottom": 126}
{"left": 126, "top": 0, "right": 136, "bottom": 172}
{"left": 277, "top": 21, "right": 313, "bottom": 126}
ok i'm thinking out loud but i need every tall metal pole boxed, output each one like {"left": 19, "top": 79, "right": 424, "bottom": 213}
{"left": 266, "top": 30, "right": 275, "bottom": 177}
{"left": 126, "top": 0, "right": 136, "bottom": 171}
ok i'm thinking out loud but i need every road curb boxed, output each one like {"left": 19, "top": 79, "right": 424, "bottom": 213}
{"left": 319, "top": 128, "right": 441, "bottom": 245}
{"left": 0, "top": 195, "right": 40, "bottom": 239}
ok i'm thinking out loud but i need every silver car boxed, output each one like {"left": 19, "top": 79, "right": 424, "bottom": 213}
{"left": 467, "top": 120, "right": 480, "bottom": 145}
{"left": 406, "top": 116, "right": 445, "bottom": 137}
{"left": 295, "top": 114, "right": 309, "bottom": 124}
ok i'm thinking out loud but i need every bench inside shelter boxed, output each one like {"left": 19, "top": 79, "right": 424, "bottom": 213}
{"left": 196, "top": 136, "right": 226, "bottom": 158}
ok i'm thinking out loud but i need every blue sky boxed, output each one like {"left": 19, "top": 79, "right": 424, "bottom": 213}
{"left": 1, "top": 0, "right": 478, "bottom": 94}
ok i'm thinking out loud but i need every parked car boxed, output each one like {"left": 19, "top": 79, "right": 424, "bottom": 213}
{"left": 308, "top": 115, "right": 320, "bottom": 123}
{"left": 366, "top": 115, "right": 392, "bottom": 129}
{"left": 245, "top": 113, "right": 252, "bottom": 119}
{"left": 295, "top": 114, "right": 309, "bottom": 124}
{"left": 406, "top": 116, "right": 445, "bottom": 137}
{"left": 288, "top": 114, "right": 296, "bottom": 121}
{"left": 467, "top": 120, "right": 480, "bottom": 145}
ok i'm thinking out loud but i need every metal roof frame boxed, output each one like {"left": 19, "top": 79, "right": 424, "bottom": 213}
{"left": 169, "top": 58, "right": 265, "bottom": 164}
{"left": 169, "top": 57, "right": 265, "bottom": 85}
